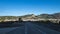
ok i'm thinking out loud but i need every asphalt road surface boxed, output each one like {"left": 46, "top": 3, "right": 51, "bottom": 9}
{"left": 0, "top": 22, "right": 60, "bottom": 34}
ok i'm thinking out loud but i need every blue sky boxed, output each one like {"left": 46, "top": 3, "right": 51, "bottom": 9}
{"left": 0, "top": 0, "right": 60, "bottom": 16}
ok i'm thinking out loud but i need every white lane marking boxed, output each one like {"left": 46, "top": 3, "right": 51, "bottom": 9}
{"left": 31, "top": 23, "right": 60, "bottom": 34}
{"left": 29, "top": 23, "right": 46, "bottom": 34}
{"left": 26, "top": 22, "right": 46, "bottom": 34}
{"left": 25, "top": 23, "right": 27, "bottom": 34}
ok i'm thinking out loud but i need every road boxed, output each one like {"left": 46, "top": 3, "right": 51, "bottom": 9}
{"left": 0, "top": 22, "right": 60, "bottom": 34}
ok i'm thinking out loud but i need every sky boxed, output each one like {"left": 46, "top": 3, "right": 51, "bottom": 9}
{"left": 0, "top": 0, "right": 60, "bottom": 16}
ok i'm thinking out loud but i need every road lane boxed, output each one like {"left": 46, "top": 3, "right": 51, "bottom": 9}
{"left": 0, "top": 22, "right": 60, "bottom": 34}
{"left": 0, "top": 27, "right": 18, "bottom": 34}
{"left": 26, "top": 22, "right": 45, "bottom": 34}
{"left": 6, "top": 26, "right": 25, "bottom": 34}
{"left": 0, "top": 23, "right": 25, "bottom": 34}
{"left": 29, "top": 22, "right": 60, "bottom": 34}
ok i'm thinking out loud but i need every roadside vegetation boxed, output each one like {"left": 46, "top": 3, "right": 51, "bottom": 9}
{"left": 0, "top": 13, "right": 60, "bottom": 23}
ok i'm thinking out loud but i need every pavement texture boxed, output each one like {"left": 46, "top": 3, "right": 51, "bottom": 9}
{"left": 0, "top": 22, "right": 60, "bottom": 34}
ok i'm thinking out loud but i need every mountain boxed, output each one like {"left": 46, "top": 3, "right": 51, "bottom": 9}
{"left": 52, "top": 13, "right": 60, "bottom": 19}
{"left": 37, "top": 13, "right": 60, "bottom": 19}
{"left": 0, "top": 12, "right": 60, "bottom": 22}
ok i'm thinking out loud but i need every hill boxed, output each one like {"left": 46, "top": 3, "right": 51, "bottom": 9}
{"left": 37, "top": 12, "right": 60, "bottom": 19}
